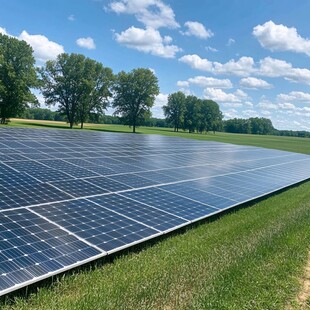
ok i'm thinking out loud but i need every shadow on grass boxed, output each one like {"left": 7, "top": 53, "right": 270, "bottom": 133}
{"left": 1, "top": 178, "right": 308, "bottom": 307}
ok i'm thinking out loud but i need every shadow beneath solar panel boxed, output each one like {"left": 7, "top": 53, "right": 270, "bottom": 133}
{"left": 1, "top": 178, "right": 309, "bottom": 306}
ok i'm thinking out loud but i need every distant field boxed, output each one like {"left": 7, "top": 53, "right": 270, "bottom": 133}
{"left": 1, "top": 118, "right": 310, "bottom": 309}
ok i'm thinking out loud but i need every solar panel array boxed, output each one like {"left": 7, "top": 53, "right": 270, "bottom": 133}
{"left": 0, "top": 127, "right": 310, "bottom": 296}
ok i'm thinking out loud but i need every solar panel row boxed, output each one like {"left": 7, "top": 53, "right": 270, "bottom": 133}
{"left": 0, "top": 127, "right": 309, "bottom": 296}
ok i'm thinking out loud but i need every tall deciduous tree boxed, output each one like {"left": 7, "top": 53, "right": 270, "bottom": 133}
{"left": 78, "top": 58, "right": 113, "bottom": 129}
{"left": 40, "top": 53, "right": 113, "bottom": 128}
{"left": 112, "top": 68, "right": 159, "bottom": 133}
{"left": 0, "top": 33, "right": 38, "bottom": 124}
{"left": 163, "top": 91, "right": 186, "bottom": 132}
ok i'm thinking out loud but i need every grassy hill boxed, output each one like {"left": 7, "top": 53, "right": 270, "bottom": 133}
{"left": 1, "top": 119, "right": 310, "bottom": 310}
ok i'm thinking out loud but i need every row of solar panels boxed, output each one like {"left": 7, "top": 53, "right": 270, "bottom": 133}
{"left": 0, "top": 127, "right": 309, "bottom": 296}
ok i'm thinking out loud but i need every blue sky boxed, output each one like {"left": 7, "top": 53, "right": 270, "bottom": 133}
{"left": 1, "top": 0, "right": 310, "bottom": 130}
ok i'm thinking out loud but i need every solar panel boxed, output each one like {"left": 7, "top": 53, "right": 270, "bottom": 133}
{"left": 0, "top": 126, "right": 309, "bottom": 296}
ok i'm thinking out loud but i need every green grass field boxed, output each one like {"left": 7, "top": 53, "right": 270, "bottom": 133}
{"left": 1, "top": 119, "right": 310, "bottom": 310}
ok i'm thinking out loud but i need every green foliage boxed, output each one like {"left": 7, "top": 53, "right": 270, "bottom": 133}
{"left": 39, "top": 53, "right": 113, "bottom": 128}
{"left": 112, "top": 68, "right": 159, "bottom": 133}
{"left": 22, "top": 107, "right": 65, "bottom": 121}
{"left": 163, "top": 91, "right": 186, "bottom": 132}
{"left": 0, "top": 33, "right": 38, "bottom": 123}
{"left": 224, "top": 117, "right": 276, "bottom": 135}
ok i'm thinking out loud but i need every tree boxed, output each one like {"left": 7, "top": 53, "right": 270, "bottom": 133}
{"left": 39, "top": 53, "right": 113, "bottom": 129}
{"left": 183, "top": 95, "right": 200, "bottom": 133}
{"left": 78, "top": 58, "right": 113, "bottom": 129}
{"left": 0, "top": 33, "right": 38, "bottom": 124}
{"left": 163, "top": 91, "right": 186, "bottom": 132}
{"left": 112, "top": 68, "right": 159, "bottom": 133}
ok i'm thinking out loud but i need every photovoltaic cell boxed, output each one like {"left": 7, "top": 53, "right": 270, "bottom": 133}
{"left": 0, "top": 126, "right": 309, "bottom": 296}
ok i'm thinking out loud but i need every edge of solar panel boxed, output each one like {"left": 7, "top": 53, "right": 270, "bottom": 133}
{"left": 0, "top": 127, "right": 310, "bottom": 297}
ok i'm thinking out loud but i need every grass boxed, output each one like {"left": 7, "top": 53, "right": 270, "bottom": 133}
{"left": 1, "top": 119, "right": 310, "bottom": 309}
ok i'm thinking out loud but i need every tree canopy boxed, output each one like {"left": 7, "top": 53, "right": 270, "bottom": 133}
{"left": 112, "top": 68, "right": 159, "bottom": 133}
{"left": 0, "top": 33, "right": 38, "bottom": 123}
{"left": 39, "top": 53, "right": 113, "bottom": 128}
{"left": 163, "top": 91, "right": 186, "bottom": 132}
{"left": 163, "top": 93, "right": 223, "bottom": 134}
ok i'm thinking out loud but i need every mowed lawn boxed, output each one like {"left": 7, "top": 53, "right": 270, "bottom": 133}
{"left": 1, "top": 119, "right": 310, "bottom": 310}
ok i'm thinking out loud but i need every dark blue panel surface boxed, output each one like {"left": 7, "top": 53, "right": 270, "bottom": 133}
{"left": 90, "top": 194, "right": 188, "bottom": 231}
{"left": 0, "top": 208, "right": 101, "bottom": 292}
{"left": 33, "top": 199, "right": 159, "bottom": 252}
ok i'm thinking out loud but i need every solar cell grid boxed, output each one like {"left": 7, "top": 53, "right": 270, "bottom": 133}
{"left": 0, "top": 126, "right": 309, "bottom": 296}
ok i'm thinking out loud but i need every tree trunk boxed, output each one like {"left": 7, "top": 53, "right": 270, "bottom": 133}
{"left": 81, "top": 121, "right": 84, "bottom": 129}
{"left": 70, "top": 121, "right": 74, "bottom": 129}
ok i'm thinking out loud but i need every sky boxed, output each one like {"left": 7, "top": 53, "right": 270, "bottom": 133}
{"left": 1, "top": 0, "right": 310, "bottom": 131}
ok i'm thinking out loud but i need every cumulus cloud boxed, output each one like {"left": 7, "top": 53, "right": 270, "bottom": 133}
{"left": 179, "top": 54, "right": 255, "bottom": 76}
{"left": 154, "top": 93, "right": 168, "bottom": 107}
{"left": 188, "top": 76, "right": 232, "bottom": 88}
{"left": 253, "top": 20, "right": 310, "bottom": 57}
{"left": 213, "top": 57, "right": 255, "bottom": 76}
{"left": 179, "top": 54, "right": 310, "bottom": 85}
{"left": 277, "top": 91, "right": 310, "bottom": 103}
{"left": 178, "top": 54, "right": 213, "bottom": 71}
{"left": 181, "top": 21, "right": 213, "bottom": 39}
{"left": 204, "top": 88, "right": 248, "bottom": 102}
{"left": 76, "top": 37, "right": 96, "bottom": 49}
{"left": 176, "top": 81, "right": 189, "bottom": 87}
{"left": 115, "top": 26, "right": 181, "bottom": 58}
{"left": 256, "top": 100, "right": 278, "bottom": 110}
{"left": 240, "top": 77, "right": 273, "bottom": 89}
{"left": 258, "top": 57, "right": 310, "bottom": 84}
{"left": 0, "top": 27, "right": 8, "bottom": 35}
{"left": 108, "top": 0, "right": 179, "bottom": 29}
{"left": 19, "top": 30, "right": 64, "bottom": 62}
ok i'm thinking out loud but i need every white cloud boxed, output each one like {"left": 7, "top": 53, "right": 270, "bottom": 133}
{"left": 253, "top": 20, "right": 310, "bottom": 57}
{"left": 242, "top": 109, "right": 259, "bottom": 118}
{"left": 213, "top": 56, "right": 255, "bottom": 76}
{"left": 278, "top": 102, "right": 296, "bottom": 110}
{"left": 179, "top": 54, "right": 213, "bottom": 71}
{"left": 0, "top": 27, "right": 8, "bottom": 35}
{"left": 154, "top": 93, "right": 168, "bottom": 107}
{"left": 177, "top": 81, "right": 189, "bottom": 87}
{"left": 258, "top": 57, "right": 310, "bottom": 84}
{"left": 181, "top": 21, "right": 213, "bottom": 39}
{"left": 115, "top": 26, "right": 181, "bottom": 58}
{"left": 226, "top": 38, "right": 235, "bottom": 46}
{"left": 223, "top": 108, "right": 238, "bottom": 119}
{"left": 179, "top": 54, "right": 310, "bottom": 85}
{"left": 178, "top": 76, "right": 232, "bottom": 89}
{"left": 68, "top": 14, "right": 75, "bottom": 21}
{"left": 204, "top": 88, "right": 248, "bottom": 102}
{"left": 19, "top": 30, "right": 64, "bottom": 62}
{"left": 256, "top": 101, "right": 278, "bottom": 110}
{"left": 277, "top": 91, "right": 310, "bottom": 103}
{"left": 240, "top": 77, "right": 273, "bottom": 89}
{"left": 108, "top": 0, "right": 179, "bottom": 29}
{"left": 76, "top": 37, "right": 96, "bottom": 50}
{"left": 179, "top": 54, "right": 255, "bottom": 76}
{"left": 205, "top": 46, "right": 218, "bottom": 52}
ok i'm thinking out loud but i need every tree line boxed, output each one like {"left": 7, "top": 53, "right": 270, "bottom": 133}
{"left": 163, "top": 92, "right": 223, "bottom": 133}
{"left": 22, "top": 107, "right": 172, "bottom": 128}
